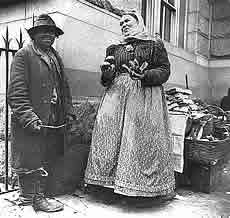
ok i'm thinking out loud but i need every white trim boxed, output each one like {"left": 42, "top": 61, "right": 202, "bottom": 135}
{"left": 209, "top": 59, "right": 230, "bottom": 68}
{"left": 171, "top": 6, "right": 177, "bottom": 45}
{"left": 184, "top": 0, "right": 188, "bottom": 49}
{"left": 196, "top": 54, "right": 209, "bottom": 67}
{"left": 146, "top": 0, "right": 153, "bottom": 34}
{"left": 175, "top": 0, "right": 180, "bottom": 47}
{"left": 154, "top": 0, "right": 161, "bottom": 34}
{"left": 162, "top": 5, "right": 166, "bottom": 37}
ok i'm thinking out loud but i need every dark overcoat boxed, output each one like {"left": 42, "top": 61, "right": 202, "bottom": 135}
{"left": 7, "top": 42, "right": 75, "bottom": 173}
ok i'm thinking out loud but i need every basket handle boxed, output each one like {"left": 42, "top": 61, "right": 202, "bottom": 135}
{"left": 205, "top": 105, "right": 227, "bottom": 121}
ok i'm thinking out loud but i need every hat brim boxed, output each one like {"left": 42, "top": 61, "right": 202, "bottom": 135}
{"left": 27, "top": 25, "right": 64, "bottom": 37}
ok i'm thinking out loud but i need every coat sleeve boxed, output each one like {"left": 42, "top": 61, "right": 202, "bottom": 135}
{"left": 62, "top": 73, "right": 75, "bottom": 117}
{"left": 101, "top": 44, "right": 116, "bottom": 87}
{"left": 7, "top": 50, "right": 40, "bottom": 128}
{"left": 141, "top": 40, "right": 171, "bottom": 86}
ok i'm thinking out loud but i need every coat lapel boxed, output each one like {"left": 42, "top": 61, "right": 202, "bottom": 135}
{"left": 31, "top": 42, "right": 53, "bottom": 70}
{"left": 51, "top": 48, "right": 64, "bottom": 75}
{"left": 30, "top": 42, "right": 64, "bottom": 81}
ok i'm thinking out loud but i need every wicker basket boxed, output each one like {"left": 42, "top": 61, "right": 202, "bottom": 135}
{"left": 205, "top": 105, "right": 227, "bottom": 126}
{"left": 185, "top": 137, "right": 230, "bottom": 165}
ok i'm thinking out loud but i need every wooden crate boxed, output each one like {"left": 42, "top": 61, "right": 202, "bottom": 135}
{"left": 176, "top": 138, "right": 227, "bottom": 192}
{"left": 175, "top": 138, "right": 192, "bottom": 187}
{"left": 176, "top": 142, "right": 225, "bottom": 193}
{"left": 189, "top": 160, "right": 224, "bottom": 193}
{"left": 175, "top": 159, "right": 192, "bottom": 188}
{"left": 176, "top": 158, "right": 224, "bottom": 193}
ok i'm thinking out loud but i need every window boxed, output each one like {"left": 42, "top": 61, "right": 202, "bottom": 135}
{"left": 160, "top": 0, "right": 176, "bottom": 42}
{"left": 178, "top": 0, "right": 187, "bottom": 48}
{"left": 143, "top": 0, "right": 188, "bottom": 48}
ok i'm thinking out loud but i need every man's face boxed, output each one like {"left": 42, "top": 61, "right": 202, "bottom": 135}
{"left": 33, "top": 28, "right": 56, "bottom": 49}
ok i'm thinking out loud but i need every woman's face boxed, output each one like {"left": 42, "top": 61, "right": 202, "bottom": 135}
{"left": 120, "top": 14, "right": 138, "bottom": 37}
{"left": 33, "top": 28, "right": 56, "bottom": 50}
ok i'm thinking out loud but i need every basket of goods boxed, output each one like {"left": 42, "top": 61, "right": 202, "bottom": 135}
{"left": 185, "top": 105, "right": 230, "bottom": 165}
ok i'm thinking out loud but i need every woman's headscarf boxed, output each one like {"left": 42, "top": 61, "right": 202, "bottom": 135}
{"left": 120, "top": 9, "right": 153, "bottom": 43}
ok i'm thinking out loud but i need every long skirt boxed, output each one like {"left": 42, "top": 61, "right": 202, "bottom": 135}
{"left": 84, "top": 74, "right": 175, "bottom": 197}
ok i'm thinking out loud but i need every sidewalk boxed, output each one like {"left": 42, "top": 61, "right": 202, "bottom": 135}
{"left": 1, "top": 160, "right": 230, "bottom": 218}
{"left": 1, "top": 186, "right": 230, "bottom": 218}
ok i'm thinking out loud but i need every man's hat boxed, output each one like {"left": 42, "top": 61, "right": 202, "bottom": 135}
{"left": 27, "top": 14, "right": 64, "bottom": 37}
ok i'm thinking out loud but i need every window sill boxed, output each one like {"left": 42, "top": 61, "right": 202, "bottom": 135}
{"left": 164, "top": 41, "right": 230, "bottom": 68}
{"left": 209, "top": 59, "right": 230, "bottom": 68}
{"left": 163, "top": 40, "right": 209, "bottom": 67}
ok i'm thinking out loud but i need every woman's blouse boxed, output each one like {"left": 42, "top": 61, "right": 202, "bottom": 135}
{"left": 101, "top": 39, "right": 171, "bottom": 87}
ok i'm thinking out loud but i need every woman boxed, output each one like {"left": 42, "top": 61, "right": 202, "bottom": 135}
{"left": 84, "top": 10, "right": 175, "bottom": 199}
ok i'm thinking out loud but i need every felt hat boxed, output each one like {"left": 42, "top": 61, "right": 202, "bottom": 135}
{"left": 27, "top": 14, "right": 64, "bottom": 37}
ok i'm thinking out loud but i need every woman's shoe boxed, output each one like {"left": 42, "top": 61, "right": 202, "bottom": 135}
{"left": 159, "top": 191, "right": 176, "bottom": 201}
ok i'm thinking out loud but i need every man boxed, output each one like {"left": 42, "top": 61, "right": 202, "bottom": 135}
{"left": 8, "top": 14, "right": 75, "bottom": 212}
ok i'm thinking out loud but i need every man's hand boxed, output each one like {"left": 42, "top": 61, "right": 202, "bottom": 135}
{"left": 66, "top": 114, "right": 76, "bottom": 123}
{"left": 28, "top": 120, "right": 42, "bottom": 133}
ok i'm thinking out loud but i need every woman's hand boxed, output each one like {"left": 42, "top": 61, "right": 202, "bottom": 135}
{"left": 122, "top": 64, "right": 144, "bottom": 80}
{"left": 122, "top": 59, "right": 148, "bottom": 80}
{"left": 100, "top": 56, "right": 116, "bottom": 86}
{"left": 100, "top": 56, "right": 115, "bottom": 73}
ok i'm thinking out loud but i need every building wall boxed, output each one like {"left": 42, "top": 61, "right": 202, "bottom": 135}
{"left": 208, "top": 60, "right": 230, "bottom": 104}
{"left": 164, "top": 41, "right": 210, "bottom": 102}
{"left": 187, "top": 0, "right": 210, "bottom": 57}
{"left": 109, "top": 0, "right": 141, "bottom": 10}
{"left": 56, "top": 1, "right": 122, "bottom": 98}
{"left": 208, "top": 0, "right": 230, "bottom": 104}
{"left": 0, "top": 0, "right": 223, "bottom": 104}
{"left": 209, "top": 67, "right": 230, "bottom": 103}
{"left": 211, "top": 0, "right": 230, "bottom": 57}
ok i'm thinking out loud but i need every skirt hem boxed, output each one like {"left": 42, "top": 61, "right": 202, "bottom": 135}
{"left": 85, "top": 177, "right": 175, "bottom": 197}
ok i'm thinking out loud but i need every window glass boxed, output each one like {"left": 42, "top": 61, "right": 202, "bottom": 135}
{"left": 141, "top": 0, "right": 147, "bottom": 25}
{"left": 164, "top": 7, "right": 172, "bottom": 41}
{"left": 160, "top": 0, "right": 176, "bottom": 42}
{"left": 178, "top": 0, "right": 186, "bottom": 48}
{"left": 169, "top": 0, "right": 175, "bottom": 6}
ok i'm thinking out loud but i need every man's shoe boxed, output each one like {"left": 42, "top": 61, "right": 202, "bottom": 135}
{"left": 33, "top": 196, "right": 64, "bottom": 212}
{"left": 18, "top": 195, "right": 33, "bottom": 206}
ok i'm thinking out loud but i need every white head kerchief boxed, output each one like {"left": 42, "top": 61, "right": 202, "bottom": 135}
{"left": 120, "top": 9, "right": 153, "bottom": 43}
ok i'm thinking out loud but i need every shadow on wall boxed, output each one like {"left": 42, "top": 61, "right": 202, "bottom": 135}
{"left": 65, "top": 68, "right": 105, "bottom": 101}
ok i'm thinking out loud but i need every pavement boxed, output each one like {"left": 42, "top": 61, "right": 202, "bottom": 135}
{"left": 1, "top": 160, "right": 230, "bottom": 218}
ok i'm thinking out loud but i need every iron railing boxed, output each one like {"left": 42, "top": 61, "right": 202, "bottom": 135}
{"left": 0, "top": 27, "right": 24, "bottom": 193}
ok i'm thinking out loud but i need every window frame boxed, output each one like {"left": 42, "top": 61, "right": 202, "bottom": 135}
{"left": 144, "top": 0, "right": 188, "bottom": 48}
{"left": 160, "top": 0, "right": 177, "bottom": 43}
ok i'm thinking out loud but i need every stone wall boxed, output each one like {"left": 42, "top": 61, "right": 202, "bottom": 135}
{"left": 211, "top": 0, "right": 230, "bottom": 57}
{"left": 187, "top": 0, "right": 210, "bottom": 57}
{"left": 0, "top": 0, "right": 225, "bottom": 105}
